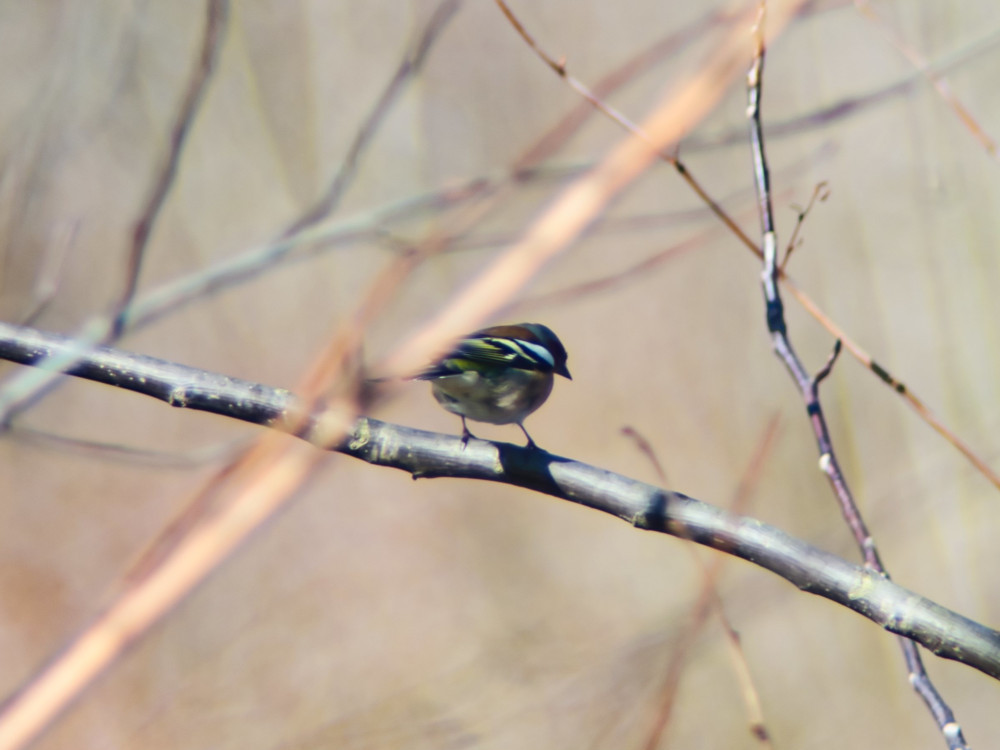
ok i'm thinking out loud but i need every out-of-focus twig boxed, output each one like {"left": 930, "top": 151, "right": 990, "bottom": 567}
{"left": 13, "top": 427, "right": 246, "bottom": 468}
{"left": 780, "top": 181, "right": 829, "bottom": 270}
{"left": 277, "top": 0, "right": 464, "bottom": 239}
{"left": 19, "top": 221, "right": 79, "bottom": 327}
{"left": 687, "top": 23, "right": 1000, "bottom": 149}
{"left": 624, "top": 419, "right": 779, "bottom": 750}
{"left": 855, "top": 0, "right": 998, "bottom": 159}
{"left": 112, "top": 0, "right": 230, "bottom": 336}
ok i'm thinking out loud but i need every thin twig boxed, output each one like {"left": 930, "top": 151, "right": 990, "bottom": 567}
{"left": 494, "top": 0, "right": 761, "bottom": 254}
{"left": 512, "top": 8, "right": 736, "bottom": 171}
{"left": 627, "top": 420, "right": 779, "bottom": 750}
{"left": 277, "top": 0, "right": 463, "bottom": 240}
{"left": 118, "top": 177, "right": 491, "bottom": 332}
{"left": 855, "top": 0, "right": 998, "bottom": 159}
{"left": 525, "top": 226, "right": 717, "bottom": 311}
{"left": 780, "top": 181, "right": 829, "bottom": 270}
{"left": 687, "top": 23, "right": 1000, "bottom": 149}
{"left": 747, "top": 6, "right": 968, "bottom": 747}
{"left": 12, "top": 427, "right": 245, "bottom": 468}
{"left": 621, "top": 425, "right": 671, "bottom": 485}
{"left": 19, "top": 221, "right": 79, "bottom": 326}
{"left": 111, "top": 0, "right": 230, "bottom": 337}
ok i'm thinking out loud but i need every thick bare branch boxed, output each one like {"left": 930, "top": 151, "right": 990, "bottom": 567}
{"left": 0, "top": 321, "right": 998, "bottom": 683}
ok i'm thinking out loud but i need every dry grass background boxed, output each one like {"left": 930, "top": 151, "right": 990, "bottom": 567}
{"left": 1, "top": 1, "right": 999, "bottom": 748}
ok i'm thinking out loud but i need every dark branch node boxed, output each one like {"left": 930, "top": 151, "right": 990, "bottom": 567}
{"left": 870, "top": 359, "right": 908, "bottom": 394}
{"left": 765, "top": 298, "right": 787, "bottom": 335}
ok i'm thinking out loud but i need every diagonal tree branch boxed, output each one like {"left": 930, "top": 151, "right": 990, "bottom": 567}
{"left": 0, "top": 320, "right": 998, "bottom": 683}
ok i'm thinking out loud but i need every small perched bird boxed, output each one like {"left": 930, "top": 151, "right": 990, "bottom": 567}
{"left": 415, "top": 323, "right": 571, "bottom": 449}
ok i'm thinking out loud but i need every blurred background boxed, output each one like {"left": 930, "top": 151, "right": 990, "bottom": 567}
{"left": 1, "top": 0, "right": 999, "bottom": 747}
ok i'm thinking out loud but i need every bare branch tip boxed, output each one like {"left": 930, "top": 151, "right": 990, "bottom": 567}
{"left": 812, "top": 338, "right": 843, "bottom": 386}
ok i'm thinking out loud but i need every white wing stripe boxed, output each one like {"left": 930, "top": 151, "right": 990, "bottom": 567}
{"left": 514, "top": 339, "right": 555, "bottom": 368}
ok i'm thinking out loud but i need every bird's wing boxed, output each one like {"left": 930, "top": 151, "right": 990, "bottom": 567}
{"left": 414, "top": 334, "right": 548, "bottom": 379}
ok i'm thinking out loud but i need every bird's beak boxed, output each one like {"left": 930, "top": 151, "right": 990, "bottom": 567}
{"left": 556, "top": 364, "right": 572, "bottom": 380}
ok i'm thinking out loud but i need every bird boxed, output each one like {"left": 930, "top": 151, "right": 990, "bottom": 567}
{"left": 414, "top": 323, "right": 571, "bottom": 449}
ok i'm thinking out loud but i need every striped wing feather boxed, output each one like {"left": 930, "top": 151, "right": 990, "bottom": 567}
{"left": 416, "top": 331, "right": 551, "bottom": 379}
